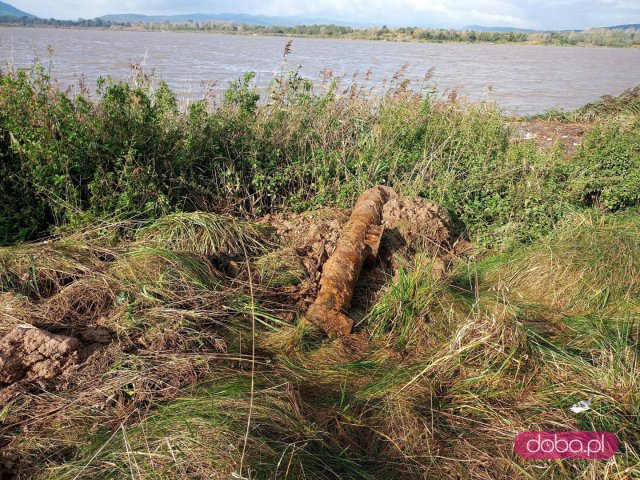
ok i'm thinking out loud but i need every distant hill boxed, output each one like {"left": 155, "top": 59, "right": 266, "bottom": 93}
{"left": 462, "top": 25, "right": 536, "bottom": 32}
{"left": 603, "top": 24, "right": 640, "bottom": 30}
{"left": 463, "top": 24, "right": 640, "bottom": 33}
{"left": 0, "top": 1, "right": 36, "bottom": 18}
{"left": 100, "top": 12, "right": 365, "bottom": 27}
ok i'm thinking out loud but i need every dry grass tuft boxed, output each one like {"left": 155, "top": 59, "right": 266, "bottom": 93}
{"left": 135, "top": 212, "right": 270, "bottom": 257}
{"left": 42, "top": 277, "right": 117, "bottom": 326}
{"left": 0, "top": 242, "right": 107, "bottom": 299}
{"left": 485, "top": 210, "right": 640, "bottom": 315}
{"left": 109, "top": 247, "right": 220, "bottom": 304}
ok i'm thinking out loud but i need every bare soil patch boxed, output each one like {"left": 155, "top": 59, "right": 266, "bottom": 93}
{"left": 511, "top": 120, "right": 590, "bottom": 154}
{"left": 0, "top": 326, "right": 79, "bottom": 385}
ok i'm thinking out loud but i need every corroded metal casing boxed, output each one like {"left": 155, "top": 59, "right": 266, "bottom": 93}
{"left": 305, "top": 186, "right": 396, "bottom": 336}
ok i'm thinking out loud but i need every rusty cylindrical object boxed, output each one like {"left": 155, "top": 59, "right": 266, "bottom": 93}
{"left": 304, "top": 185, "right": 397, "bottom": 336}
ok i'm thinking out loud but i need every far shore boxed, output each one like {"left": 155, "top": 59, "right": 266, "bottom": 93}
{"left": 1, "top": 22, "right": 639, "bottom": 48}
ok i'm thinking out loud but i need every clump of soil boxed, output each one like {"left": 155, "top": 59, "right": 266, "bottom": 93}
{"left": 262, "top": 208, "right": 350, "bottom": 279}
{"left": 0, "top": 325, "right": 79, "bottom": 385}
{"left": 382, "top": 197, "right": 451, "bottom": 253}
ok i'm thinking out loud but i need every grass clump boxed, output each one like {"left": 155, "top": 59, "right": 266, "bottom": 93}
{"left": 365, "top": 254, "right": 445, "bottom": 350}
{"left": 47, "top": 376, "right": 373, "bottom": 480}
{"left": 482, "top": 210, "right": 640, "bottom": 315}
{"left": 135, "top": 211, "right": 270, "bottom": 257}
{"left": 109, "top": 248, "right": 220, "bottom": 304}
{"left": 0, "top": 241, "right": 106, "bottom": 298}
{"left": 254, "top": 249, "right": 307, "bottom": 288}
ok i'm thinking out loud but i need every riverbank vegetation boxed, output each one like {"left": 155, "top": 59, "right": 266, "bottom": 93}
{"left": 0, "top": 15, "right": 131, "bottom": 29}
{"left": 0, "top": 59, "right": 639, "bottom": 478}
{"left": 2, "top": 63, "right": 639, "bottom": 246}
{"left": 143, "top": 22, "right": 640, "bottom": 48}
{"left": 1, "top": 14, "right": 639, "bottom": 47}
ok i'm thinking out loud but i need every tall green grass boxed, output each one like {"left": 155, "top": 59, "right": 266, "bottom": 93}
{"left": 2, "top": 63, "right": 638, "bottom": 248}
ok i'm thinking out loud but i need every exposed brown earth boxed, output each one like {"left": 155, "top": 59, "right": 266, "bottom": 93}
{"left": 261, "top": 208, "right": 351, "bottom": 281}
{"left": 0, "top": 326, "right": 79, "bottom": 385}
{"left": 511, "top": 120, "right": 590, "bottom": 154}
{"left": 382, "top": 196, "right": 452, "bottom": 255}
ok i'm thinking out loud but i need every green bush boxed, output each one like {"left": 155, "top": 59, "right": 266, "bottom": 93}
{"left": 571, "top": 116, "right": 640, "bottom": 210}
{"left": 0, "top": 64, "right": 638, "bottom": 249}
{"left": 0, "top": 128, "right": 47, "bottom": 243}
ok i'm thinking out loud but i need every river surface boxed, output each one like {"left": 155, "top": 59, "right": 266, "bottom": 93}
{"left": 1, "top": 26, "right": 639, "bottom": 114}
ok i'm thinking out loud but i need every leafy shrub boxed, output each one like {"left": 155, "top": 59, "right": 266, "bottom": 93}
{"left": 0, "top": 63, "right": 638, "bottom": 249}
{"left": 570, "top": 116, "right": 640, "bottom": 210}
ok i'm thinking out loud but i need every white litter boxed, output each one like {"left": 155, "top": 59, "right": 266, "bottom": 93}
{"left": 570, "top": 398, "right": 592, "bottom": 413}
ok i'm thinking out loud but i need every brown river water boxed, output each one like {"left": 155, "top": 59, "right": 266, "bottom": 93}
{"left": 1, "top": 26, "right": 639, "bottom": 114}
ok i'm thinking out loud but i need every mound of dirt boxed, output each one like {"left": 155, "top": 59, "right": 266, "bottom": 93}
{"left": 382, "top": 197, "right": 451, "bottom": 253}
{"left": 0, "top": 326, "right": 79, "bottom": 385}
{"left": 262, "top": 208, "right": 350, "bottom": 279}
{"left": 263, "top": 197, "right": 453, "bottom": 284}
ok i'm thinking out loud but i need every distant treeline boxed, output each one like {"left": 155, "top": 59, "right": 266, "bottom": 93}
{"left": 143, "top": 22, "right": 640, "bottom": 48}
{"left": 0, "top": 15, "right": 131, "bottom": 28}
{"left": 1, "top": 14, "right": 638, "bottom": 47}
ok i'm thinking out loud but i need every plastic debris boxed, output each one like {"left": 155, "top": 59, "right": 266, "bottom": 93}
{"left": 570, "top": 398, "right": 592, "bottom": 413}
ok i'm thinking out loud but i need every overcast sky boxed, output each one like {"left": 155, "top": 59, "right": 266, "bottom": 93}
{"left": 10, "top": 0, "right": 640, "bottom": 29}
